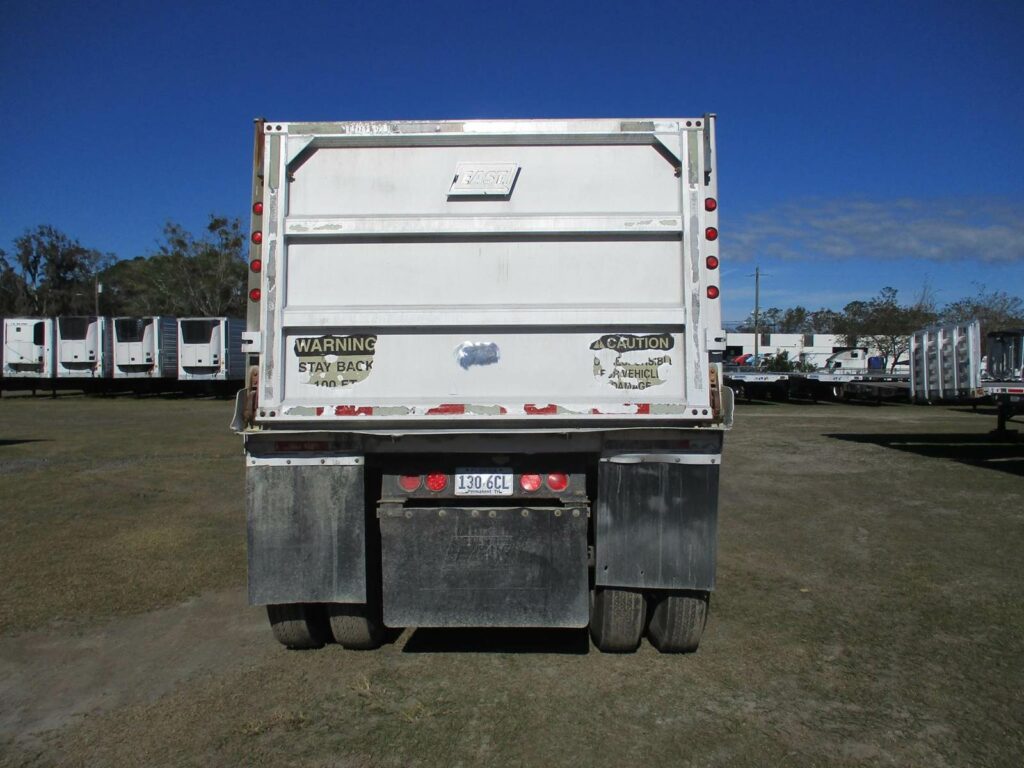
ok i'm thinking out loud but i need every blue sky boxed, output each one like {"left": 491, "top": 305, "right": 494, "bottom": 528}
{"left": 2, "top": 0, "right": 1022, "bottom": 321}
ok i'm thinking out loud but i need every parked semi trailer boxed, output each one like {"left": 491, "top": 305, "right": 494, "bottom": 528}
{"left": 982, "top": 328, "right": 1024, "bottom": 435}
{"left": 234, "top": 116, "right": 732, "bottom": 653}
{"left": 54, "top": 316, "right": 112, "bottom": 379}
{"left": 113, "top": 316, "right": 179, "bottom": 379}
{"left": 177, "top": 317, "right": 245, "bottom": 382}
{"left": 2, "top": 317, "right": 55, "bottom": 379}
{"left": 909, "top": 320, "right": 983, "bottom": 404}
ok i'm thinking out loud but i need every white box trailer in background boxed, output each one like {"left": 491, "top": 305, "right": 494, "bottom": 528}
{"left": 982, "top": 328, "right": 1024, "bottom": 435}
{"left": 112, "top": 316, "right": 179, "bottom": 379}
{"left": 2, "top": 317, "right": 55, "bottom": 378}
{"left": 177, "top": 317, "right": 245, "bottom": 381}
{"left": 54, "top": 316, "right": 112, "bottom": 378}
{"left": 910, "top": 320, "right": 983, "bottom": 403}
{"left": 237, "top": 116, "right": 730, "bottom": 654}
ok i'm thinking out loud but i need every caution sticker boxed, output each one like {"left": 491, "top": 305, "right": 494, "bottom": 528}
{"left": 293, "top": 334, "right": 377, "bottom": 388}
{"left": 590, "top": 333, "right": 674, "bottom": 391}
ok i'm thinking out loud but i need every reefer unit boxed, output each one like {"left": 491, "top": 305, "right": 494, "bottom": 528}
{"left": 112, "top": 316, "right": 179, "bottom": 379}
{"left": 55, "top": 316, "right": 112, "bottom": 378}
{"left": 177, "top": 317, "right": 245, "bottom": 381}
{"left": 3, "top": 317, "right": 54, "bottom": 378}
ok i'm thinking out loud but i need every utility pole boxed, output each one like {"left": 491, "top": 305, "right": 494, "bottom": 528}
{"left": 752, "top": 266, "right": 761, "bottom": 366}
{"left": 94, "top": 277, "right": 102, "bottom": 317}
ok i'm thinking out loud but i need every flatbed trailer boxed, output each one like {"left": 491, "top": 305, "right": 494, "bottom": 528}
{"left": 722, "top": 367, "right": 790, "bottom": 401}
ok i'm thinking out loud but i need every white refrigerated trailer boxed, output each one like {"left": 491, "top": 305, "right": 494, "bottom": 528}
{"left": 909, "top": 320, "right": 983, "bottom": 403}
{"left": 112, "top": 316, "right": 179, "bottom": 379}
{"left": 236, "top": 116, "right": 731, "bottom": 653}
{"left": 177, "top": 317, "right": 245, "bottom": 381}
{"left": 2, "top": 317, "right": 54, "bottom": 378}
{"left": 54, "top": 316, "right": 112, "bottom": 379}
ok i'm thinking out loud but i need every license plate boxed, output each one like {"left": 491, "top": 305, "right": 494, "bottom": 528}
{"left": 454, "top": 469, "right": 513, "bottom": 496}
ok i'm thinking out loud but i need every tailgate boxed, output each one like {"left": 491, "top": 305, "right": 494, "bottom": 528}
{"left": 253, "top": 119, "right": 717, "bottom": 425}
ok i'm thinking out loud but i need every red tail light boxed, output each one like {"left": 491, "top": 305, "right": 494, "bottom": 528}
{"left": 705, "top": 198, "right": 717, "bottom": 212}
{"left": 250, "top": 259, "right": 262, "bottom": 273}
{"left": 705, "top": 227, "right": 718, "bottom": 241}
{"left": 251, "top": 231, "right": 263, "bottom": 244}
{"left": 252, "top": 201, "right": 263, "bottom": 215}
{"left": 520, "top": 474, "right": 542, "bottom": 492}
{"left": 545, "top": 473, "right": 569, "bottom": 492}
{"left": 706, "top": 255, "right": 719, "bottom": 270}
{"left": 249, "top": 288, "right": 261, "bottom": 302}
{"left": 425, "top": 473, "right": 448, "bottom": 492}
{"left": 707, "top": 285, "right": 720, "bottom": 299}
{"left": 398, "top": 475, "right": 421, "bottom": 492}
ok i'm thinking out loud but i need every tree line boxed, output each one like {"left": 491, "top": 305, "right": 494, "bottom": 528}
{"left": 0, "top": 216, "right": 247, "bottom": 320}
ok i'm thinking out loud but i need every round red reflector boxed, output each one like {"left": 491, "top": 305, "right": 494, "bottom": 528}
{"left": 705, "top": 198, "right": 717, "bottom": 212}
{"left": 249, "top": 287, "right": 261, "bottom": 302}
{"left": 398, "top": 475, "right": 421, "bottom": 492}
{"left": 425, "top": 473, "right": 448, "bottom": 492}
{"left": 251, "top": 231, "right": 263, "bottom": 244}
{"left": 707, "top": 285, "right": 720, "bottom": 299}
{"left": 252, "top": 201, "right": 263, "bottom": 215}
{"left": 705, "top": 227, "right": 718, "bottom": 241}
{"left": 546, "top": 473, "right": 569, "bottom": 492}
{"left": 250, "top": 258, "right": 262, "bottom": 273}
{"left": 706, "top": 255, "right": 719, "bottom": 270}
{"left": 520, "top": 474, "right": 542, "bottom": 492}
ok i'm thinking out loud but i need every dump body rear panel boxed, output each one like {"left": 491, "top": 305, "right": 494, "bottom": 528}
{"left": 910, "top": 321, "right": 982, "bottom": 402}
{"left": 250, "top": 118, "right": 724, "bottom": 428}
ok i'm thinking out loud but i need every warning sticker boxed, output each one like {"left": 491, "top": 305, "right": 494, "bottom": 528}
{"left": 590, "top": 333, "right": 674, "bottom": 391}
{"left": 293, "top": 334, "right": 377, "bottom": 388}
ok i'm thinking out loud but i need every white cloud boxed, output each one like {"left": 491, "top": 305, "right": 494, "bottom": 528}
{"left": 726, "top": 199, "right": 1024, "bottom": 263}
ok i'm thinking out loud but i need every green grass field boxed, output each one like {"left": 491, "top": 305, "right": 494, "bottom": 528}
{"left": 1, "top": 395, "right": 1021, "bottom": 767}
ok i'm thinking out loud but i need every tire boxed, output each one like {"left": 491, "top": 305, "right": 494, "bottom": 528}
{"left": 590, "top": 588, "right": 645, "bottom": 653}
{"left": 266, "top": 603, "right": 330, "bottom": 649}
{"left": 646, "top": 592, "right": 709, "bottom": 653}
{"left": 327, "top": 603, "right": 384, "bottom": 650}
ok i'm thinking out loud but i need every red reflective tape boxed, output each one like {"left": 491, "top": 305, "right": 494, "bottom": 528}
{"left": 1010, "top": 388, "right": 1024, "bottom": 394}
{"left": 335, "top": 405, "right": 373, "bottom": 416}
{"left": 524, "top": 404, "right": 558, "bottom": 415}
{"left": 634, "top": 403, "right": 651, "bottom": 414}
{"left": 315, "top": 407, "right": 324, "bottom": 416}
{"left": 427, "top": 403, "right": 466, "bottom": 415}
{"left": 590, "top": 408, "right": 603, "bottom": 415}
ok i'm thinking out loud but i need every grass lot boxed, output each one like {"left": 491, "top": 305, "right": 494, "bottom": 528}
{"left": 1, "top": 396, "right": 1022, "bottom": 767}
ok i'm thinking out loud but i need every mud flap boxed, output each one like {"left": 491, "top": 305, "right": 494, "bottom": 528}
{"left": 380, "top": 506, "right": 589, "bottom": 628}
{"left": 596, "top": 461, "right": 718, "bottom": 591}
{"left": 247, "top": 464, "right": 366, "bottom": 605}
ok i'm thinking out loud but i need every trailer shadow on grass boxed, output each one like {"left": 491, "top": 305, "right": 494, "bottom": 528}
{"left": 401, "top": 627, "right": 590, "bottom": 654}
{"left": 824, "top": 432, "right": 1024, "bottom": 477}
{"left": 0, "top": 439, "right": 50, "bottom": 447}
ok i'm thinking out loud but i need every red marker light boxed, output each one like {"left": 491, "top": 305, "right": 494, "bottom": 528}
{"left": 705, "top": 198, "right": 717, "bottom": 212}
{"left": 706, "top": 255, "right": 719, "bottom": 270}
{"left": 248, "top": 287, "right": 261, "bottom": 302}
{"left": 425, "top": 473, "right": 448, "bottom": 492}
{"left": 251, "top": 231, "right": 263, "bottom": 244}
{"left": 398, "top": 475, "right": 421, "bottom": 492}
{"left": 252, "top": 201, "right": 263, "bottom": 215}
{"left": 250, "top": 259, "right": 262, "bottom": 273}
{"left": 705, "top": 227, "right": 718, "bottom": 241}
{"left": 707, "top": 285, "right": 720, "bottom": 299}
{"left": 546, "top": 473, "right": 569, "bottom": 492}
{"left": 520, "top": 474, "right": 542, "bottom": 492}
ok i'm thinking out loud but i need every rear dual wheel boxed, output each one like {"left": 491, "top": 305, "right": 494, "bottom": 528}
{"left": 589, "top": 588, "right": 710, "bottom": 654}
{"left": 266, "top": 603, "right": 384, "bottom": 650}
{"left": 647, "top": 592, "right": 709, "bottom": 654}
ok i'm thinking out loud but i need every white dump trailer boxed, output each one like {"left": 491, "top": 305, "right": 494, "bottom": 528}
{"left": 177, "top": 317, "right": 245, "bottom": 381}
{"left": 236, "top": 116, "right": 731, "bottom": 653}
{"left": 2, "top": 317, "right": 55, "bottom": 378}
{"left": 112, "top": 316, "right": 179, "bottom": 379}
{"left": 909, "top": 320, "right": 983, "bottom": 403}
{"left": 54, "top": 316, "right": 112, "bottom": 379}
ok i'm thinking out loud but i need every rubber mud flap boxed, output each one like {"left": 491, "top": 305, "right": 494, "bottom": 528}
{"left": 590, "top": 587, "right": 644, "bottom": 653}
{"left": 647, "top": 592, "right": 708, "bottom": 653}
